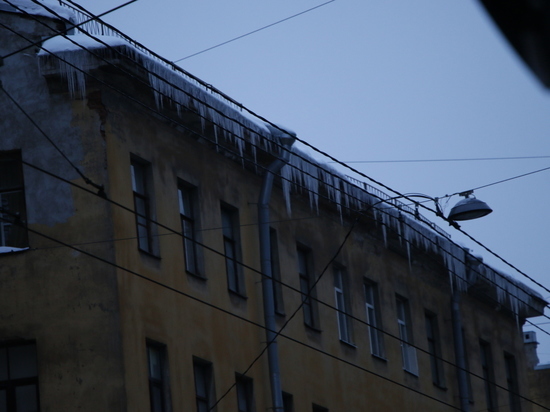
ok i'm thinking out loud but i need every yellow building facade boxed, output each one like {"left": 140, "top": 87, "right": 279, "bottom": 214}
{"left": 0, "top": 2, "right": 547, "bottom": 411}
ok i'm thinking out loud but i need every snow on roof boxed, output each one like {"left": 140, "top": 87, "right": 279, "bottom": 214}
{"left": 0, "top": 0, "right": 74, "bottom": 21}
{"left": 38, "top": 34, "right": 128, "bottom": 54}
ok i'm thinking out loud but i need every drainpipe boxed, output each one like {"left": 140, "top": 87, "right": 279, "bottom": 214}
{"left": 258, "top": 125, "right": 295, "bottom": 412}
{"left": 452, "top": 289, "right": 470, "bottom": 412}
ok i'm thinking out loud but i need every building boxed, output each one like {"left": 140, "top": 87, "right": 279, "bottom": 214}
{"left": 0, "top": 1, "right": 547, "bottom": 411}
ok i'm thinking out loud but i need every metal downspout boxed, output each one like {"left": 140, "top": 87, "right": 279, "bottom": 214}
{"left": 452, "top": 289, "right": 470, "bottom": 412}
{"left": 258, "top": 127, "right": 295, "bottom": 412}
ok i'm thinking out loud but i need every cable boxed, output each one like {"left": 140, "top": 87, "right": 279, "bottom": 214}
{"left": 172, "top": 0, "right": 336, "bottom": 63}
{"left": 336, "top": 155, "right": 550, "bottom": 164}
{"left": 467, "top": 165, "right": 550, "bottom": 193}
{"left": 0, "top": 81, "right": 104, "bottom": 194}
{"left": 0, "top": 0, "right": 137, "bottom": 61}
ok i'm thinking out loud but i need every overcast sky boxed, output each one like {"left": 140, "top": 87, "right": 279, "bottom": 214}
{"left": 71, "top": 0, "right": 550, "bottom": 363}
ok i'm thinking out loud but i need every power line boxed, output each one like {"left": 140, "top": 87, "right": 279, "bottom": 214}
{"left": 172, "top": 0, "right": 336, "bottom": 63}
{"left": 0, "top": 0, "right": 137, "bottom": 61}
{"left": 0, "top": 81, "right": 104, "bottom": 194}
{"left": 338, "top": 155, "right": 550, "bottom": 164}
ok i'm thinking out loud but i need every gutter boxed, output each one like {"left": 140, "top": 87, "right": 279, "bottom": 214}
{"left": 258, "top": 125, "right": 296, "bottom": 412}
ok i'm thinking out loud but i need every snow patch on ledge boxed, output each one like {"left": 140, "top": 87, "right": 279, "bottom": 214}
{"left": 0, "top": 0, "right": 75, "bottom": 21}
{"left": 0, "top": 246, "right": 29, "bottom": 254}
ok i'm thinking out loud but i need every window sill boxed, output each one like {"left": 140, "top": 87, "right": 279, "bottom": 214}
{"left": 371, "top": 353, "right": 387, "bottom": 362}
{"left": 433, "top": 382, "right": 447, "bottom": 391}
{"left": 228, "top": 289, "right": 248, "bottom": 300}
{"left": 304, "top": 323, "right": 322, "bottom": 334}
{"left": 138, "top": 248, "right": 161, "bottom": 260}
{"left": 339, "top": 339, "right": 356, "bottom": 349}
{"left": 404, "top": 369, "right": 419, "bottom": 378}
{"left": 186, "top": 271, "right": 207, "bottom": 281}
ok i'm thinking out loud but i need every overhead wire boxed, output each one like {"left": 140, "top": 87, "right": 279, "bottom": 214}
{"left": 1, "top": 1, "right": 550, "bottom": 408}
{"left": 172, "top": 0, "right": 336, "bottom": 63}
{"left": 0, "top": 0, "right": 137, "bottom": 61}
{"left": 337, "top": 155, "right": 550, "bottom": 164}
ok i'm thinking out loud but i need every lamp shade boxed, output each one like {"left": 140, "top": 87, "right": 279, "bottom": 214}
{"left": 448, "top": 197, "right": 493, "bottom": 221}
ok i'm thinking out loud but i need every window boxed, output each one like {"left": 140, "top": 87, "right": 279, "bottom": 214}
{"left": 0, "top": 152, "right": 27, "bottom": 248}
{"left": 147, "top": 341, "right": 170, "bottom": 412}
{"left": 282, "top": 392, "right": 294, "bottom": 412}
{"left": 504, "top": 353, "right": 520, "bottom": 412}
{"left": 297, "top": 246, "right": 318, "bottom": 328}
{"left": 334, "top": 266, "right": 352, "bottom": 343}
{"left": 235, "top": 374, "right": 254, "bottom": 412}
{"left": 480, "top": 340, "right": 497, "bottom": 412}
{"left": 425, "top": 312, "right": 444, "bottom": 387}
{"left": 270, "top": 228, "right": 284, "bottom": 315}
{"left": 364, "top": 281, "right": 385, "bottom": 358}
{"left": 462, "top": 328, "right": 474, "bottom": 404}
{"left": 193, "top": 358, "right": 214, "bottom": 412}
{"left": 131, "top": 158, "right": 155, "bottom": 254}
{"left": 312, "top": 404, "right": 328, "bottom": 412}
{"left": 396, "top": 296, "right": 418, "bottom": 375}
{"left": 0, "top": 342, "right": 39, "bottom": 412}
{"left": 221, "top": 204, "right": 244, "bottom": 295}
{"left": 179, "top": 183, "right": 201, "bottom": 276}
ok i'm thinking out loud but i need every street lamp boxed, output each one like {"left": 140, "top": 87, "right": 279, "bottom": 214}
{"left": 447, "top": 190, "right": 493, "bottom": 221}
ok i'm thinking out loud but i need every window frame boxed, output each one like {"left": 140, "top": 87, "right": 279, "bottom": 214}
{"left": 312, "top": 403, "right": 328, "bottom": 412}
{"left": 0, "top": 341, "right": 39, "bottom": 412}
{"left": 396, "top": 296, "right": 418, "bottom": 375}
{"left": 131, "top": 157, "right": 156, "bottom": 255}
{"left": 193, "top": 357, "right": 215, "bottom": 412}
{"left": 364, "top": 280, "right": 385, "bottom": 358}
{"left": 334, "top": 265, "right": 353, "bottom": 344}
{"left": 178, "top": 182, "right": 202, "bottom": 277}
{"left": 282, "top": 392, "right": 294, "bottom": 412}
{"left": 221, "top": 204, "right": 245, "bottom": 296}
{"left": 0, "top": 151, "right": 28, "bottom": 249}
{"left": 480, "top": 340, "right": 498, "bottom": 412}
{"left": 504, "top": 352, "right": 521, "bottom": 412}
{"left": 297, "top": 245, "right": 319, "bottom": 329}
{"left": 235, "top": 374, "right": 255, "bottom": 412}
{"left": 146, "top": 340, "right": 171, "bottom": 412}
{"left": 425, "top": 311, "right": 445, "bottom": 388}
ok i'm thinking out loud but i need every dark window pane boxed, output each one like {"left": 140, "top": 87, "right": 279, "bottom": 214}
{"left": 9, "top": 345, "right": 37, "bottom": 380}
{"left": 0, "top": 348, "right": 7, "bottom": 381}
{"left": 0, "top": 389, "right": 6, "bottom": 412}
{"left": 15, "top": 384, "right": 38, "bottom": 412}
